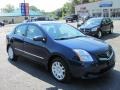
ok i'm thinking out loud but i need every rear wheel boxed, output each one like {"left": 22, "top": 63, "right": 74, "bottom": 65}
{"left": 50, "top": 58, "right": 71, "bottom": 82}
{"left": 7, "top": 46, "right": 18, "bottom": 61}
{"left": 109, "top": 27, "right": 113, "bottom": 34}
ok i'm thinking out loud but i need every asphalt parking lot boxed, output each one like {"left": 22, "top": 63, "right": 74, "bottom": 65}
{"left": 0, "top": 21, "right": 120, "bottom": 90}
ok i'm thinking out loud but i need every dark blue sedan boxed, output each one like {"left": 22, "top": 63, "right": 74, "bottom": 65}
{"left": 6, "top": 21, "right": 115, "bottom": 82}
{"left": 78, "top": 17, "right": 114, "bottom": 38}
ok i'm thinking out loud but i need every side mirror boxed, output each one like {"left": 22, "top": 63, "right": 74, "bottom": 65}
{"left": 101, "top": 22, "right": 105, "bottom": 26}
{"left": 33, "top": 36, "right": 46, "bottom": 42}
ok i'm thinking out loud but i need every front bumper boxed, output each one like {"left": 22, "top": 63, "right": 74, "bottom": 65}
{"left": 80, "top": 30, "right": 98, "bottom": 36}
{"left": 69, "top": 52, "right": 115, "bottom": 78}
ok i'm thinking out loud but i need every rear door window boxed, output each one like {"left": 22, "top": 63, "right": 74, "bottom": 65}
{"left": 14, "top": 25, "right": 27, "bottom": 36}
{"left": 102, "top": 19, "right": 107, "bottom": 25}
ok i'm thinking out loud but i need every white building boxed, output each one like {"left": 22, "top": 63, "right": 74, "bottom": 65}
{"left": 75, "top": 0, "right": 120, "bottom": 19}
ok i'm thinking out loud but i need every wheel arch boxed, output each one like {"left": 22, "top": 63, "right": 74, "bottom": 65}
{"left": 47, "top": 53, "right": 69, "bottom": 72}
{"left": 7, "top": 44, "right": 11, "bottom": 52}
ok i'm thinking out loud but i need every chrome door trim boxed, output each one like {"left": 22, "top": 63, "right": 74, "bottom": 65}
{"left": 15, "top": 48, "right": 44, "bottom": 59}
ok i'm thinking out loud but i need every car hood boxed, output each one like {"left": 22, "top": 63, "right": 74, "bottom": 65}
{"left": 55, "top": 36, "right": 109, "bottom": 54}
{"left": 79, "top": 23, "right": 100, "bottom": 29}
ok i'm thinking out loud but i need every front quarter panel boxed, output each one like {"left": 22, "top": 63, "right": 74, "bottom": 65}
{"left": 47, "top": 40, "right": 80, "bottom": 63}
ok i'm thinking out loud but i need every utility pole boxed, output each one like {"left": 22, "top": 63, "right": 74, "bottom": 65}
{"left": 24, "top": 0, "right": 25, "bottom": 4}
{"left": 24, "top": 0, "right": 27, "bottom": 20}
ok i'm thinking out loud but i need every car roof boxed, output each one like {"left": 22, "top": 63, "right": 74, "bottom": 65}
{"left": 17, "top": 21, "right": 64, "bottom": 28}
{"left": 27, "top": 21, "right": 63, "bottom": 25}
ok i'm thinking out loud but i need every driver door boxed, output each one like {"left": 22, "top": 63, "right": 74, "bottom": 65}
{"left": 23, "top": 24, "right": 49, "bottom": 64}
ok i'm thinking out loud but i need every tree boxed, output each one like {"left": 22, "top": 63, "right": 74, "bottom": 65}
{"left": 71, "top": 0, "right": 90, "bottom": 5}
{"left": 48, "top": 2, "right": 75, "bottom": 19}
{"left": 2, "top": 4, "right": 14, "bottom": 13}
{"left": 89, "top": 0, "right": 100, "bottom": 3}
{"left": 72, "top": 0, "right": 81, "bottom": 5}
{"left": 62, "top": 2, "right": 74, "bottom": 16}
{"left": 56, "top": 9, "right": 62, "bottom": 18}
{"left": 29, "top": 6, "right": 40, "bottom": 12}
{"left": 48, "top": 0, "right": 93, "bottom": 19}
{"left": 83, "top": 0, "right": 89, "bottom": 3}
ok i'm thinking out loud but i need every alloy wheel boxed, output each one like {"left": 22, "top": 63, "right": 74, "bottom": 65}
{"left": 8, "top": 46, "right": 14, "bottom": 60}
{"left": 52, "top": 61, "right": 66, "bottom": 81}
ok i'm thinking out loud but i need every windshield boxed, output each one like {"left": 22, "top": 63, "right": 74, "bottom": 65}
{"left": 41, "top": 23, "right": 85, "bottom": 40}
{"left": 84, "top": 18, "right": 102, "bottom": 25}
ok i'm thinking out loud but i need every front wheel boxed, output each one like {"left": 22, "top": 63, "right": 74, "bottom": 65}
{"left": 66, "top": 20, "right": 68, "bottom": 23}
{"left": 97, "top": 30, "right": 102, "bottom": 38}
{"left": 7, "top": 46, "right": 18, "bottom": 61}
{"left": 50, "top": 58, "right": 71, "bottom": 82}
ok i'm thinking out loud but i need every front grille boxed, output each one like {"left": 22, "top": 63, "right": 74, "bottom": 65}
{"left": 80, "top": 28, "right": 91, "bottom": 33}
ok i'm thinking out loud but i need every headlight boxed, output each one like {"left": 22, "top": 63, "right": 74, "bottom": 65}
{"left": 73, "top": 49, "right": 93, "bottom": 62}
{"left": 91, "top": 27, "right": 98, "bottom": 31}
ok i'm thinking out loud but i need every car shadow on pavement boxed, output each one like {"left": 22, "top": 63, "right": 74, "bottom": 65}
{"left": 101, "top": 33, "right": 120, "bottom": 40}
{"left": 8, "top": 57, "right": 120, "bottom": 90}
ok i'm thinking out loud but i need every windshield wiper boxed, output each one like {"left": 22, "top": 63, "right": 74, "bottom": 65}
{"left": 55, "top": 38, "right": 69, "bottom": 40}
{"left": 70, "top": 35, "right": 86, "bottom": 39}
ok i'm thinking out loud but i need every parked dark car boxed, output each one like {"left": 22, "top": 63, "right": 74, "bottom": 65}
{"left": 23, "top": 17, "right": 55, "bottom": 23}
{"left": 65, "top": 14, "right": 78, "bottom": 23}
{"left": 0, "top": 21, "right": 5, "bottom": 26}
{"left": 78, "top": 17, "right": 114, "bottom": 38}
{"left": 33, "top": 17, "right": 55, "bottom": 21}
{"left": 77, "top": 19, "right": 84, "bottom": 28}
{"left": 33, "top": 17, "right": 48, "bottom": 21}
{"left": 6, "top": 21, "right": 115, "bottom": 82}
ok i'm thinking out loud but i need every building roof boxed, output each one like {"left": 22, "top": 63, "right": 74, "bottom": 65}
{"left": 0, "top": 9, "right": 44, "bottom": 17}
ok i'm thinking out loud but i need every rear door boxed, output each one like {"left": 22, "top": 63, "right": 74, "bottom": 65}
{"left": 106, "top": 18, "right": 112, "bottom": 30}
{"left": 101, "top": 18, "right": 108, "bottom": 32}
{"left": 13, "top": 24, "right": 27, "bottom": 55}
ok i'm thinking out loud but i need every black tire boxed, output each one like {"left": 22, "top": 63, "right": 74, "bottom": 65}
{"left": 97, "top": 30, "right": 102, "bottom": 38}
{"left": 50, "top": 57, "right": 71, "bottom": 82}
{"left": 109, "top": 27, "right": 113, "bottom": 34}
{"left": 7, "top": 46, "right": 18, "bottom": 61}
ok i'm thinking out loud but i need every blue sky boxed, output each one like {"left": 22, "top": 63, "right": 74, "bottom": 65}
{"left": 0, "top": 0, "right": 69, "bottom": 12}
